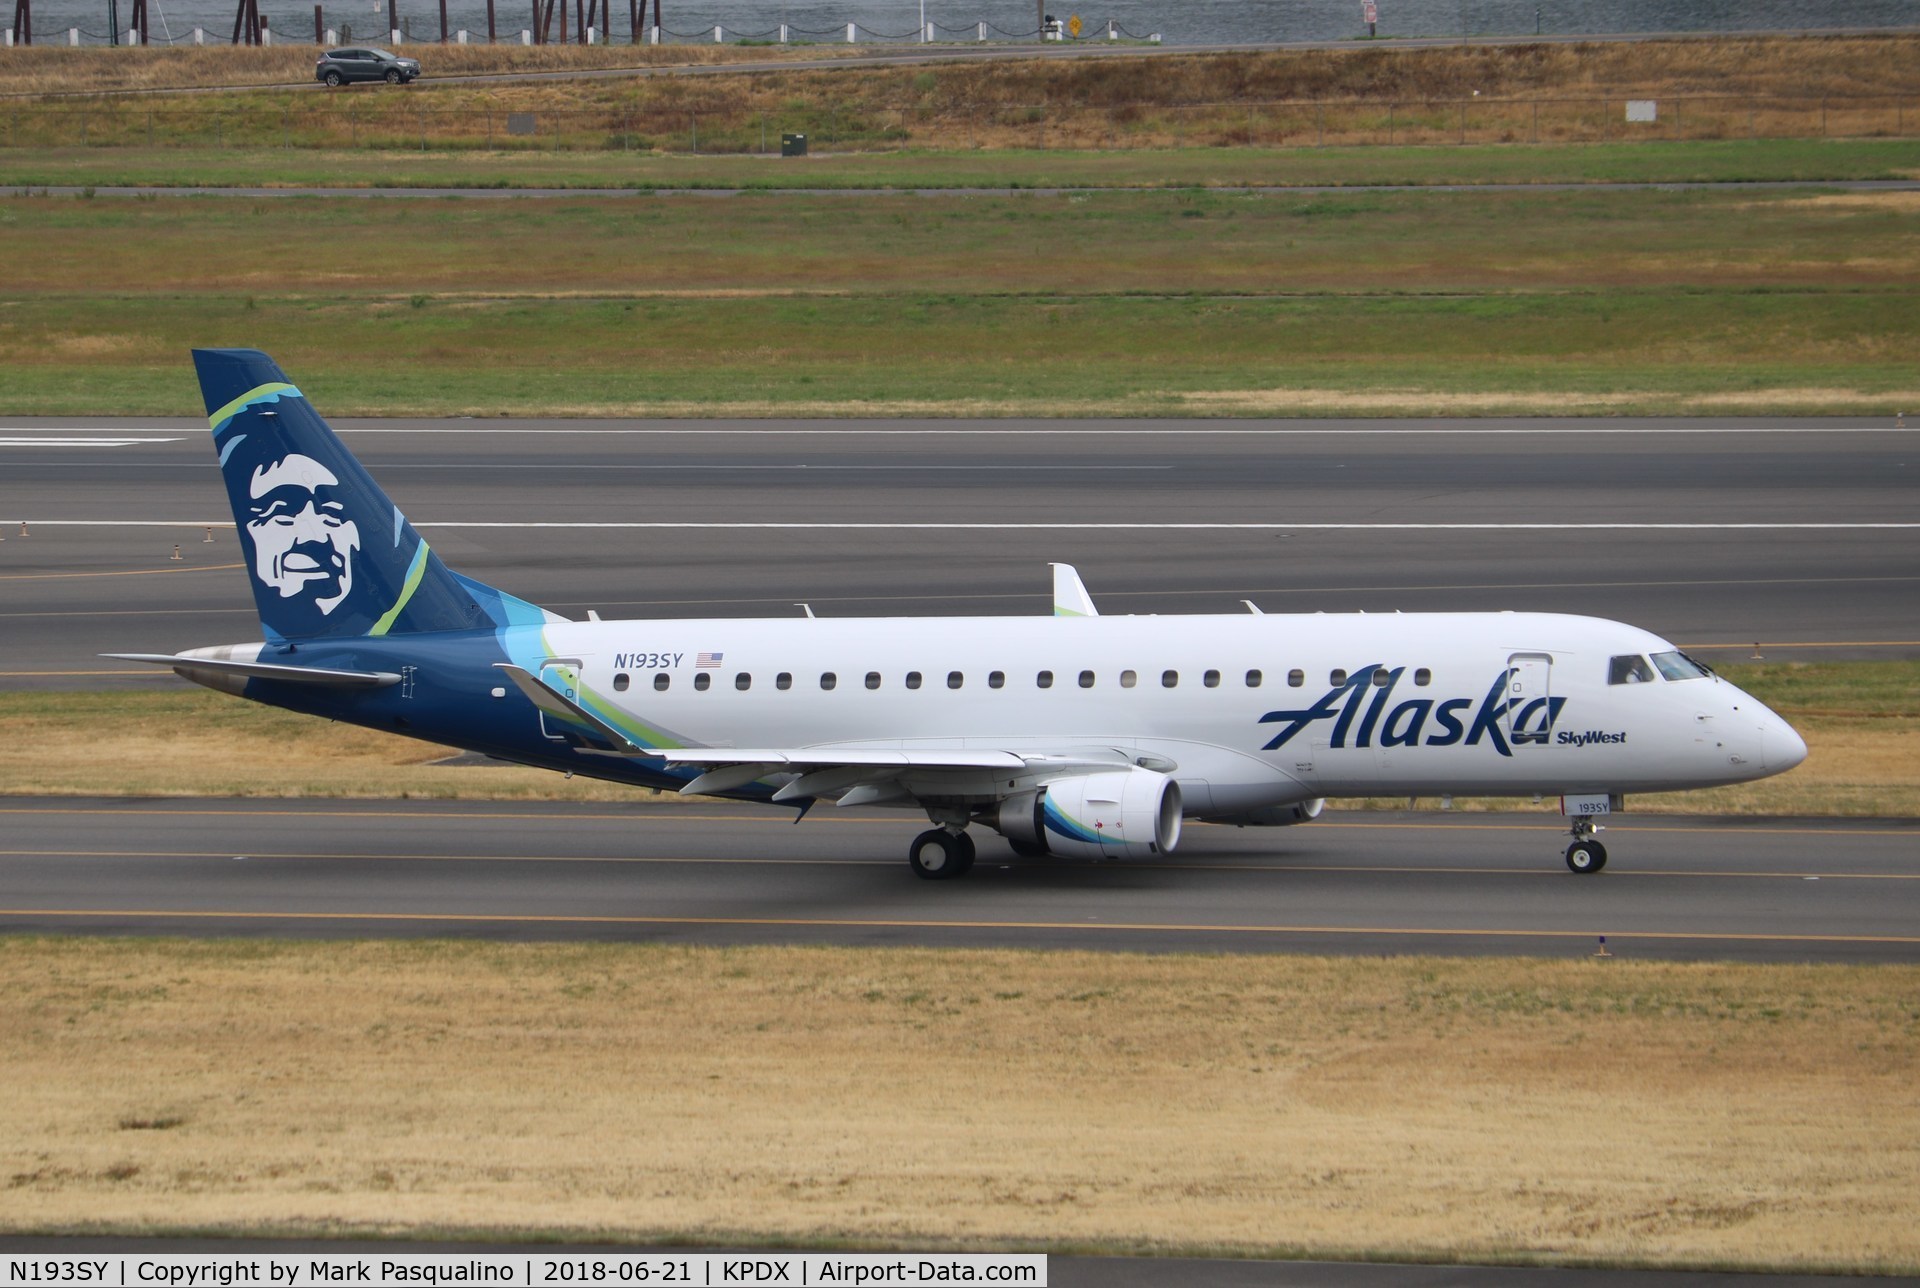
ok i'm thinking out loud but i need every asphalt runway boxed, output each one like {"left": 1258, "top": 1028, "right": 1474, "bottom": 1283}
{"left": 2, "top": 416, "right": 1915, "bottom": 688}
{"left": 4, "top": 797, "right": 1915, "bottom": 961}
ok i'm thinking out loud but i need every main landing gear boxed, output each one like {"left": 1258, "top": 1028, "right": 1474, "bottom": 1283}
{"left": 1565, "top": 817, "right": 1608, "bottom": 874}
{"left": 909, "top": 827, "right": 976, "bottom": 880}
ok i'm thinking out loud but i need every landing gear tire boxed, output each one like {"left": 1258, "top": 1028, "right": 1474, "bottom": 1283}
{"left": 1565, "top": 839, "right": 1608, "bottom": 874}
{"left": 910, "top": 828, "right": 974, "bottom": 880}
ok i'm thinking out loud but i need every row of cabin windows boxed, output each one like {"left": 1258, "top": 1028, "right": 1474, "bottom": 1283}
{"left": 610, "top": 666, "right": 1436, "bottom": 693}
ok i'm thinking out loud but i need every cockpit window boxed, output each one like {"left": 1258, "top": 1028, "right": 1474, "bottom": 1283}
{"left": 1608, "top": 654, "right": 1657, "bottom": 685}
{"left": 1651, "top": 650, "right": 1713, "bottom": 681}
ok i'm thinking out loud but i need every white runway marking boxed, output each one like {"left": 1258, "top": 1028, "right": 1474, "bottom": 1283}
{"left": 8, "top": 520, "right": 1917, "bottom": 531}
{"left": 325, "top": 425, "right": 1918, "bottom": 437}
{"left": 0, "top": 436, "right": 184, "bottom": 447}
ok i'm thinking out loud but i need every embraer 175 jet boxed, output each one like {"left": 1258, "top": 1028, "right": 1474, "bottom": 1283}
{"left": 115, "top": 350, "right": 1809, "bottom": 879}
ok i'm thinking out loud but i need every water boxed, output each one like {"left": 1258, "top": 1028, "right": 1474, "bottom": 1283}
{"left": 31, "top": 0, "right": 1920, "bottom": 47}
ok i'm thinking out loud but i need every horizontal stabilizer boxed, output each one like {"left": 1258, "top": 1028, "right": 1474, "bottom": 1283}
{"left": 104, "top": 653, "right": 399, "bottom": 688}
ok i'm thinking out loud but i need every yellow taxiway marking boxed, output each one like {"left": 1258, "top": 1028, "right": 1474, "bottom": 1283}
{"left": 2, "top": 848, "right": 1912, "bottom": 882}
{"left": 0, "top": 563, "right": 244, "bottom": 582}
{"left": 0, "top": 906, "right": 1914, "bottom": 945}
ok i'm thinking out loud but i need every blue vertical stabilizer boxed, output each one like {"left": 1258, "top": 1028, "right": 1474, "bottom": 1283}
{"left": 193, "top": 348, "right": 489, "bottom": 641}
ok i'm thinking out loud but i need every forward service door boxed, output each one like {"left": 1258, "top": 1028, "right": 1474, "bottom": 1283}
{"left": 1503, "top": 652, "right": 1554, "bottom": 747}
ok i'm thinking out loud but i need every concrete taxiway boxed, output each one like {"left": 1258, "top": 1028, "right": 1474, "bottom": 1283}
{"left": 3, "top": 798, "right": 1915, "bottom": 961}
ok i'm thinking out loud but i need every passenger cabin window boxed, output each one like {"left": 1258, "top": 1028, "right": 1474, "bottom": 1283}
{"left": 1245, "top": 669, "right": 1262, "bottom": 688}
{"left": 1203, "top": 669, "right": 1220, "bottom": 689}
{"left": 693, "top": 673, "right": 711, "bottom": 692}
{"left": 865, "top": 671, "right": 882, "bottom": 690}
{"left": 948, "top": 671, "right": 964, "bottom": 690}
{"left": 1162, "top": 670, "right": 1178, "bottom": 688}
{"left": 820, "top": 672, "right": 837, "bottom": 691}
{"left": 1372, "top": 667, "right": 1392, "bottom": 687}
{"left": 1288, "top": 669, "right": 1305, "bottom": 688}
{"left": 1414, "top": 668, "right": 1432, "bottom": 687}
{"left": 654, "top": 673, "right": 671, "bottom": 692}
{"left": 989, "top": 671, "right": 1005, "bottom": 689}
{"left": 735, "top": 673, "right": 751, "bottom": 691}
{"left": 1079, "top": 670, "right": 1096, "bottom": 689}
{"left": 1037, "top": 670, "right": 1054, "bottom": 689}
{"left": 1330, "top": 669, "right": 1348, "bottom": 686}
{"left": 612, "top": 673, "right": 630, "bottom": 692}
{"left": 776, "top": 672, "right": 792, "bottom": 691}
{"left": 1609, "top": 654, "right": 1658, "bottom": 685}
{"left": 1651, "top": 650, "right": 1712, "bottom": 682}
{"left": 1120, "top": 670, "right": 1138, "bottom": 688}
{"left": 905, "top": 671, "right": 923, "bottom": 690}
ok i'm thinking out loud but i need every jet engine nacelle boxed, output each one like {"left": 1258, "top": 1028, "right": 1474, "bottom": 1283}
{"left": 992, "top": 767, "right": 1182, "bottom": 859}
{"left": 1209, "top": 798, "right": 1325, "bottom": 827}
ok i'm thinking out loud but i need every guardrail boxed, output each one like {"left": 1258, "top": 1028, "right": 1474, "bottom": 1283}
{"left": 4, "top": 16, "right": 1151, "bottom": 46}
{"left": 2, "top": 94, "right": 1912, "bottom": 153}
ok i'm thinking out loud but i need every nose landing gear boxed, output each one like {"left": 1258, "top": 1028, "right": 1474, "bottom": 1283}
{"left": 1565, "top": 817, "right": 1608, "bottom": 874}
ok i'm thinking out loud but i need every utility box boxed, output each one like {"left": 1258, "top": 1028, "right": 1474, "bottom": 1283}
{"left": 781, "top": 133, "right": 808, "bottom": 157}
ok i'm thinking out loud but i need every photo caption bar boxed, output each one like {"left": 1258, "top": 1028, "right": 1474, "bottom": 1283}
{"left": 2, "top": 1256, "right": 1047, "bottom": 1288}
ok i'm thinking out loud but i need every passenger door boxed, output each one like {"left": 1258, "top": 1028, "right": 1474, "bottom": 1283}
{"left": 1503, "top": 652, "right": 1554, "bottom": 747}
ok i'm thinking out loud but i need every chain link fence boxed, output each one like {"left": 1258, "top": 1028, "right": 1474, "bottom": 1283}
{"left": 3, "top": 94, "right": 1913, "bottom": 153}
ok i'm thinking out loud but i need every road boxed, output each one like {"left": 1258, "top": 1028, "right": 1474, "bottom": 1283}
{"left": 3, "top": 798, "right": 1915, "bottom": 961}
{"left": 2, "top": 416, "right": 1915, "bottom": 689}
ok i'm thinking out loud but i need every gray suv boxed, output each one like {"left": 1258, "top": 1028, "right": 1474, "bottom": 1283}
{"left": 316, "top": 47, "right": 421, "bottom": 86}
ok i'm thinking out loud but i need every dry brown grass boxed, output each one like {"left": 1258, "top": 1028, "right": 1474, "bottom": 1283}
{"left": 5, "top": 34, "right": 1916, "bottom": 108}
{"left": 2, "top": 688, "right": 1913, "bottom": 813}
{"left": 1, "top": 939, "right": 1915, "bottom": 1269}
{"left": 0, "top": 689, "right": 652, "bottom": 801}
{"left": 6, "top": 36, "right": 1918, "bottom": 156}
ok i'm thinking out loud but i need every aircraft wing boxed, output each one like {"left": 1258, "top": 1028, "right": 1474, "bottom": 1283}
{"left": 650, "top": 745, "right": 1144, "bottom": 804}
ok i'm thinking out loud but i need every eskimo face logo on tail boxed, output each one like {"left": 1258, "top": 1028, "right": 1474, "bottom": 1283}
{"left": 1257, "top": 665, "right": 1566, "bottom": 759}
{"left": 244, "top": 452, "right": 361, "bottom": 616}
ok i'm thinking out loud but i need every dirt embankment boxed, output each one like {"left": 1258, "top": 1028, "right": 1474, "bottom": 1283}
{"left": 4, "top": 32, "right": 1917, "bottom": 103}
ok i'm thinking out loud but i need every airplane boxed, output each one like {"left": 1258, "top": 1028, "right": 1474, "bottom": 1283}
{"left": 112, "top": 349, "right": 1809, "bottom": 880}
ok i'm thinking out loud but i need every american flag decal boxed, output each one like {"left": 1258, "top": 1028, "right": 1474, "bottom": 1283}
{"left": 696, "top": 652, "right": 724, "bottom": 668}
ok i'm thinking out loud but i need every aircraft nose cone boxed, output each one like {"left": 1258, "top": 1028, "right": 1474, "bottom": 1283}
{"left": 1765, "top": 713, "right": 1809, "bottom": 772}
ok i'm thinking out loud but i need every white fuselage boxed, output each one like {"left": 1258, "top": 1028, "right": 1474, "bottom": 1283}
{"left": 525, "top": 609, "right": 1805, "bottom": 816}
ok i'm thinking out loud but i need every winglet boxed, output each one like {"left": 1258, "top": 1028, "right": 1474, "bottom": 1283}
{"left": 1051, "top": 563, "right": 1098, "bottom": 618}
